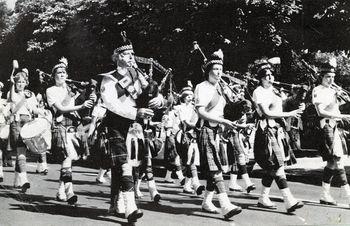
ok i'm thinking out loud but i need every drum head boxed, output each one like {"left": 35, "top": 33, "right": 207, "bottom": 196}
{"left": 20, "top": 118, "right": 50, "bottom": 139}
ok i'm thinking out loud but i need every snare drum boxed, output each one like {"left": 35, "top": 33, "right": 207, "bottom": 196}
{"left": 20, "top": 118, "right": 52, "bottom": 154}
{"left": 0, "top": 124, "right": 9, "bottom": 140}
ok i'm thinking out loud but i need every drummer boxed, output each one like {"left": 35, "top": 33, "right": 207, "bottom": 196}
{"left": 8, "top": 69, "right": 44, "bottom": 192}
{"left": 46, "top": 58, "right": 95, "bottom": 205}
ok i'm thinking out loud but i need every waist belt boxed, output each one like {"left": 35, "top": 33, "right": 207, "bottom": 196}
{"left": 320, "top": 118, "right": 338, "bottom": 128}
{"left": 203, "top": 120, "right": 220, "bottom": 130}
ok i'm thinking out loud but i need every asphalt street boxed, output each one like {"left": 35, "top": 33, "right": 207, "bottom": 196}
{"left": 0, "top": 156, "right": 350, "bottom": 226}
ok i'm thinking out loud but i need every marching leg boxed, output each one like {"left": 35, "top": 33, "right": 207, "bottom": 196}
{"left": 96, "top": 168, "right": 107, "bottom": 184}
{"left": 228, "top": 173, "right": 243, "bottom": 192}
{"left": 121, "top": 163, "right": 143, "bottom": 223}
{"left": 257, "top": 174, "right": 276, "bottom": 209}
{"left": 164, "top": 170, "right": 174, "bottom": 183}
{"left": 15, "top": 146, "right": 30, "bottom": 193}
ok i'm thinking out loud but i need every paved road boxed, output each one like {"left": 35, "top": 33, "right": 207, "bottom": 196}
{"left": 0, "top": 157, "right": 350, "bottom": 226}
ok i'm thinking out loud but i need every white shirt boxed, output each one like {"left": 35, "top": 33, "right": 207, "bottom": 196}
{"left": 46, "top": 85, "right": 75, "bottom": 113}
{"left": 194, "top": 80, "right": 226, "bottom": 126}
{"left": 253, "top": 86, "right": 283, "bottom": 117}
{"left": 312, "top": 84, "right": 340, "bottom": 116}
{"left": 100, "top": 71, "right": 142, "bottom": 120}
{"left": 9, "top": 91, "right": 38, "bottom": 117}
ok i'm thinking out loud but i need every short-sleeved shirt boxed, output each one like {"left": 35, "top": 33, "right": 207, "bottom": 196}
{"left": 252, "top": 86, "right": 283, "bottom": 117}
{"left": 194, "top": 80, "right": 226, "bottom": 127}
{"left": 46, "top": 85, "right": 75, "bottom": 113}
{"left": 9, "top": 90, "right": 38, "bottom": 117}
{"left": 312, "top": 85, "right": 340, "bottom": 116}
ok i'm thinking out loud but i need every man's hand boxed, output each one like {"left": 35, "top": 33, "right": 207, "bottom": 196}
{"left": 148, "top": 94, "right": 164, "bottom": 109}
{"left": 137, "top": 108, "right": 154, "bottom": 119}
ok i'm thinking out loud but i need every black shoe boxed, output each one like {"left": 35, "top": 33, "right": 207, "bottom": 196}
{"left": 127, "top": 209, "right": 143, "bottom": 223}
{"left": 201, "top": 207, "right": 220, "bottom": 214}
{"left": 36, "top": 169, "right": 48, "bottom": 175}
{"left": 320, "top": 199, "right": 337, "bottom": 206}
{"left": 229, "top": 187, "right": 243, "bottom": 192}
{"left": 196, "top": 185, "right": 205, "bottom": 196}
{"left": 153, "top": 194, "right": 161, "bottom": 203}
{"left": 67, "top": 195, "right": 78, "bottom": 205}
{"left": 287, "top": 201, "right": 304, "bottom": 213}
{"left": 56, "top": 195, "right": 67, "bottom": 202}
{"left": 183, "top": 189, "right": 194, "bottom": 194}
{"left": 257, "top": 202, "right": 277, "bottom": 209}
{"left": 0, "top": 177, "right": 3, "bottom": 183}
{"left": 180, "top": 178, "right": 186, "bottom": 186}
{"left": 246, "top": 184, "right": 256, "bottom": 194}
{"left": 114, "top": 212, "right": 126, "bottom": 219}
{"left": 224, "top": 206, "right": 242, "bottom": 219}
{"left": 21, "top": 182, "right": 30, "bottom": 193}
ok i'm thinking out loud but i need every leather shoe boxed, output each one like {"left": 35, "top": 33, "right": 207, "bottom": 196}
{"left": 287, "top": 201, "right": 304, "bottom": 213}
{"left": 21, "top": 182, "right": 30, "bottom": 193}
{"left": 246, "top": 184, "right": 256, "bottom": 193}
{"left": 196, "top": 185, "right": 205, "bottom": 196}
{"left": 224, "top": 206, "right": 242, "bottom": 219}
{"left": 127, "top": 209, "right": 143, "bottom": 223}
{"left": 67, "top": 195, "right": 78, "bottom": 205}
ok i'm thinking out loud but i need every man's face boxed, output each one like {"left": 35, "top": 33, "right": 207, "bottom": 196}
{"left": 118, "top": 49, "right": 135, "bottom": 67}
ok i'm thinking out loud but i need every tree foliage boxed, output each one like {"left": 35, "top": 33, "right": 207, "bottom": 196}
{"left": 0, "top": 0, "right": 350, "bottom": 92}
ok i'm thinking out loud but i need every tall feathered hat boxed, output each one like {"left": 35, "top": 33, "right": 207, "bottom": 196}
{"left": 52, "top": 57, "right": 68, "bottom": 74}
{"left": 254, "top": 58, "right": 273, "bottom": 79}
{"left": 202, "top": 49, "right": 224, "bottom": 71}
{"left": 180, "top": 80, "right": 194, "bottom": 97}
{"left": 114, "top": 31, "right": 133, "bottom": 53}
{"left": 317, "top": 56, "right": 337, "bottom": 74}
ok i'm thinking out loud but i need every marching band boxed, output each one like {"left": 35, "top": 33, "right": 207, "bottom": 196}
{"left": 1, "top": 31, "right": 350, "bottom": 224}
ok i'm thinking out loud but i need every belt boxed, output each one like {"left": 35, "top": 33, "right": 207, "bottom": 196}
{"left": 203, "top": 120, "right": 220, "bottom": 132}
{"left": 320, "top": 118, "right": 338, "bottom": 128}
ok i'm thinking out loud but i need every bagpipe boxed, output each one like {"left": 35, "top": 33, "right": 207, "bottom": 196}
{"left": 190, "top": 41, "right": 251, "bottom": 121}
{"left": 35, "top": 69, "right": 98, "bottom": 123}
{"left": 125, "top": 56, "right": 178, "bottom": 162}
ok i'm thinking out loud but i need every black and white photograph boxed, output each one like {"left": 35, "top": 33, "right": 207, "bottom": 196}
{"left": 0, "top": 0, "right": 350, "bottom": 225}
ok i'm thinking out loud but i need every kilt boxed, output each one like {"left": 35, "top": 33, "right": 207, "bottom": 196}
{"left": 317, "top": 122, "right": 348, "bottom": 162}
{"left": 164, "top": 133, "right": 180, "bottom": 169}
{"left": 95, "top": 126, "right": 111, "bottom": 169}
{"left": 51, "top": 116, "right": 74, "bottom": 161}
{"left": 227, "top": 131, "right": 249, "bottom": 170}
{"left": 253, "top": 120, "right": 285, "bottom": 170}
{"left": 198, "top": 125, "right": 223, "bottom": 172}
{"left": 10, "top": 115, "right": 31, "bottom": 150}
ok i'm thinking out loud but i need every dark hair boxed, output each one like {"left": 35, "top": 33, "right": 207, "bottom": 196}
{"left": 257, "top": 68, "right": 272, "bottom": 81}
{"left": 203, "top": 63, "right": 222, "bottom": 80}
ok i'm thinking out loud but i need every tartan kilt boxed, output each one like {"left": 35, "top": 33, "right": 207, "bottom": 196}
{"left": 10, "top": 115, "right": 31, "bottom": 150}
{"left": 253, "top": 123, "right": 284, "bottom": 170}
{"left": 51, "top": 117, "right": 74, "bottom": 161}
{"left": 316, "top": 123, "right": 348, "bottom": 161}
{"left": 164, "top": 133, "right": 180, "bottom": 169}
{"left": 106, "top": 128, "right": 128, "bottom": 167}
{"left": 227, "top": 131, "right": 246, "bottom": 165}
{"left": 198, "top": 126, "right": 223, "bottom": 172}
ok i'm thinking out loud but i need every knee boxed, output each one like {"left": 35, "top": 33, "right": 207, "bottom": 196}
{"left": 60, "top": 168, "right": 72, "bottom": 183}
{"left": 275, "top": 167, "right": 286, "bottom": 178}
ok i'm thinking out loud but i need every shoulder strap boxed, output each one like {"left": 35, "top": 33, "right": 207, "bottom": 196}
{"left": 12, "top": 96, "right": 27, "bottom": 114}
{"left": 205, "top": 86, "right": 222, "bottom": 111}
